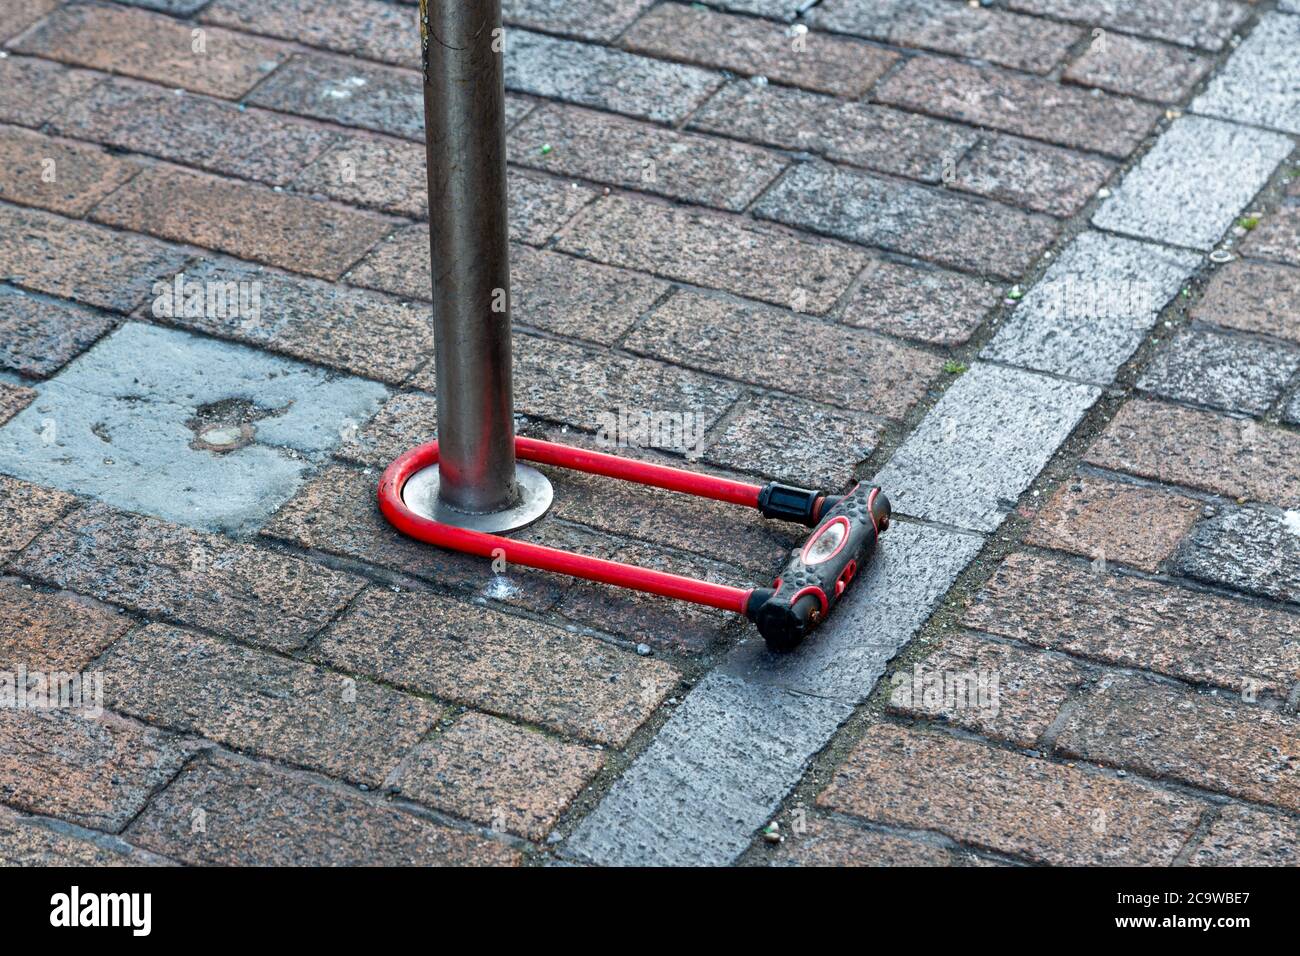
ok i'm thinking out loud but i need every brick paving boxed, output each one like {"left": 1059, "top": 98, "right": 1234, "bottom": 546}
{"left": 0, "top": 0, "right": 1295, "bottom": 867}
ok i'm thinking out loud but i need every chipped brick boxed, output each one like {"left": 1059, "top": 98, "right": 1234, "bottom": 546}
{"left": 0, "top": 287, "right": 115, "bottom": 378}
{"left": 0, "top": 474, "right": 76, "bottom": 561}
{"left": 0, "top": 709, "right": 193, "bottom": 832}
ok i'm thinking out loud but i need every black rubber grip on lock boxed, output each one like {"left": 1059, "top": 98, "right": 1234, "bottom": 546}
{"left": 756, "top": 482, "right": 824, "bottom": 527}
{"left": 746, "top": 484, "right": 890, "bottom": 652}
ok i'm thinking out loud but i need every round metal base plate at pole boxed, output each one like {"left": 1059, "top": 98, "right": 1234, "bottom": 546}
{"left": 401, "top": 462, "right": 553, "bottom": 534}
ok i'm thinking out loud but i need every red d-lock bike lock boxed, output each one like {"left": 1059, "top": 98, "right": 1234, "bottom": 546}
{"left": 381, "top": 0, "right": 890, "bottom": 652}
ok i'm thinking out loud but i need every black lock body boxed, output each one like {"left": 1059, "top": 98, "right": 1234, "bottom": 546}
{"left": 746, "top": 483, "right": 890, "bottom": 652}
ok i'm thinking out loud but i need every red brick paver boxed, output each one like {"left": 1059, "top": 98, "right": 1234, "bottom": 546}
{"left": 965, "top": 551, "right": 1300, "bottom": 695}
{"left": 388, "top": 711, "right": 604, "bottom": 841}
{"left": 819, "top": 724, "right": 1205, "bottom": 866}
{"left": 125, "top": 752, "right": 519, "bottom": 866}
{"left": 17, "top": 504, "right": 368, "bottom": 652}
{"left": 14, "top": 4, "right": 289, "bottom": 99}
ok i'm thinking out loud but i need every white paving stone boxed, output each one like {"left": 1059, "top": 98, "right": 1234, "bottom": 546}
{"left": 981, "top": 231, "right": 1199, "bottom": 384}
{"left": 873, "top": 363, "right": 1101, "bottom": 533}
{"left": 723, "top": 522, "right": 983, "bottom": 701}
{"left": 564, "top": 673, "right": 853, "bottom": 866}
{"left": 1193, "top": 13, "right": 1300, "bottom": 134}
{"left": 1092, "top": 115, "right": 1293, "bottom": 250}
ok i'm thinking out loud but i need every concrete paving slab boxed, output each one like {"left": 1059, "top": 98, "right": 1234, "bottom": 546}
{"left": 0, "top": 323, "right": 386, "bottom": 534}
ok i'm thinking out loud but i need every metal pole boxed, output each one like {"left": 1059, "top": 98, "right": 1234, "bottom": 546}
{"left": 423, "top": 0, "right": 516, "bottom": 514}
{"left": 408, "top": 0, "right": 551, "bottom": 532}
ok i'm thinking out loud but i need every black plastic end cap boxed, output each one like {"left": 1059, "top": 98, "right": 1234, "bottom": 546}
{"left": 757, "top": 482, "right": 823, "bottom": 527}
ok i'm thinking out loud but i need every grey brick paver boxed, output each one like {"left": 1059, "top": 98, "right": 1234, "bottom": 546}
{"left": 754, "top": 162, "right": 1058, "bottom": 279}
{"left": 1137, "top": 328, "right": 1300, "bottom": 415}
{"left": 504, "top": 29, "right": 722, "bottom": 124}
